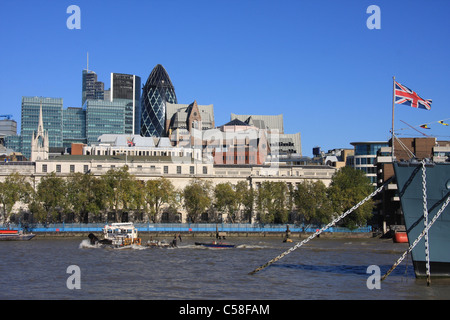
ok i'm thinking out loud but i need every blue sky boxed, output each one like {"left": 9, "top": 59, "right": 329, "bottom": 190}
{"left": 0, "top": 0, "right": 449, "bottom": 157}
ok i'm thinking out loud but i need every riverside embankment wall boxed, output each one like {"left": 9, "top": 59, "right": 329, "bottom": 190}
{"left": 4, "top": 223, "right": 375, "bottom": 238}
{"left": 31, "top": 231, "right": 375, "bottom": 239}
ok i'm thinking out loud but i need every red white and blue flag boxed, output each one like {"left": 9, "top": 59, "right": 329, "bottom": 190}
{"left": 394, "top": 81, "right": 432, "bottom": 110}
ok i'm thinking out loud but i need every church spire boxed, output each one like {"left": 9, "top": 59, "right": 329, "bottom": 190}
{"left": 30, "top": 100, "right": 49, "bottom": 161}
{"left": 37, "top": 102, "right": 45, "bottom": 136}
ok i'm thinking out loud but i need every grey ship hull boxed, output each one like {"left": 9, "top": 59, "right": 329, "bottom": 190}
{"left": 394, "top": 162, "right": 450, "bottom": 278}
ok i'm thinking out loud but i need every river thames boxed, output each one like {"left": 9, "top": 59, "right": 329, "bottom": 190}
{"left": 1, "top": 236, "right": 449, "bottom": 301}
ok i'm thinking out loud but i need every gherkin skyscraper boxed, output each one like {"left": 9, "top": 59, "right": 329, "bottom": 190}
{"left": 140, "top": 64, "right": 177, "bottom": 137}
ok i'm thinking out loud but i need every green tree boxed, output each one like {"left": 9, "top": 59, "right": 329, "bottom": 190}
{"left": 214, "top": 182, "right": 238, "bottom": 222}
{"left": 66, "top": 172, "right": 105, "bottom": 223}
{"left": 101, "top": 166, "right": 135, "bottom": 222}
{"left": 328, "top": 166, "right": 374, "bottom": 229}
{"left": 28, "top": 198, "right": 46, "bottom": 224}
{"left": 36, "top": 172, "right": 68, "bottom": 223}
{"left": 183, "top": 179, "right": 212, "bottom": 223}
{"left": 256, "top": 181, "right": 289, "bottom": 224}
{"left": 235, "top": 180, "right": 254, "bottom": 223}
{"left": 143, "top": 177, "right": 176, "bottom": 222}
{"left": 294, "top": 180, "right": 332, "bottom": 226}
{"left": 131, "top": 180, "right": 146, "bottom": 221}
{"left": 0, "top": 172, "right": 34, "bottom": 223}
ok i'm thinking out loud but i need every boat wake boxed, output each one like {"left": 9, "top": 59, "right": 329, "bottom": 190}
{"left": 116, "top": 243, "right": 147, "bottom": 250}
{"left": 79, "top": 240, "right": 267, "bottom": 250}
{"left": 79, "top": 239, "right": 147, "bottom": 250}
{"left": 79, "top": 239, "right": 101, "bottom": 249}
{"left": 236, "top": 244, "right": 266, "bottom": 249}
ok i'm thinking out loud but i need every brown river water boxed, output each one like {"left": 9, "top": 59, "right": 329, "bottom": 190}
{"left": 1, "top": 236, "right": 449, "bottom": 301}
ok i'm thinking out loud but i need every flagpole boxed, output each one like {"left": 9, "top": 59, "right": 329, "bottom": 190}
{"left": 391, "top": 76, "right": 396, "bottom": 160}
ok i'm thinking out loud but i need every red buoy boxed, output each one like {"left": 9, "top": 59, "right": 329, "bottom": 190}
{"left": 393, "top": 231, "right": 408, "bottom": 243}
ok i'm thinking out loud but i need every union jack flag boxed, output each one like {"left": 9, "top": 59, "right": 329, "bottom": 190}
{"left": 394, "top": 81, "right": 432, "bottom": 110}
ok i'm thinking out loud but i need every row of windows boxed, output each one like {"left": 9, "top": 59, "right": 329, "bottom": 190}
{"left": 355, "top": 166, "right": 377, "bottom": 174}
{"left": 354, "top": 143, "right": 388, "bottom": 156}
{"left": 41, "top": 164, "right": 209, "bottom": 175}
{"left": 43, "top": 164, "right": 89, "bottom": 173}
{"left": 354, "top": 157, "right": 376, "bottom": 165}
{"left": 222, "top": 155, "right": 256, "bottom": 161}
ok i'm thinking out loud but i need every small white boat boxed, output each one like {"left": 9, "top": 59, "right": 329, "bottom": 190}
{"left": 88, "top": 222, "right": 141, "bottom": 248}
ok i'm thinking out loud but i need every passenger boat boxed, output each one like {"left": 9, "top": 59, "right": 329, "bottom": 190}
{"left": 394, "top": 161, "right": 450, "bottom": 277}
{"left": 88, "top": 222, "right": 141, "bottom": 248}
{"left": 195, "top": 241, "right": 236, "bottom": 248}
{"left": 0, "top": 229, "right": 35, "bottom": 241}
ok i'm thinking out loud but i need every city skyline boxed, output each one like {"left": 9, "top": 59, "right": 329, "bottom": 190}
{"left": 1, "top": 1, "right": 449, "bottom": 157}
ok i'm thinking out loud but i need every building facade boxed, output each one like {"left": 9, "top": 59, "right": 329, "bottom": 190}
{"left": 350, "top": 141, "right": 388, "bottom": 185}
{"left": 20, "top": 97, "right": 63, "bottom": 159}
{"left": 83, "top": 134, "right": 203, "bottom": 161}
{"left": 165, "top": 100, "right": 215, "bottom": 137}
{"left": 0, "top": 118, "right": 19, "bottom": 154}
{"left": 0, "top": 118, "right": 17, "bottom": 137}
{"left": 110, "top": 73, "right": 141, "bottom": 135}
{"left": 230, "top": 113, "right": 302, "bottom": 156}
{"left": 85, "top": 100, "right": 126, "bottom": 145}
{"left": 141, "top": 64, "right": 178, "bottom": 137}
{"left": 82, "top": 70, "right": 104, "bottom": 105}
{"left": 63, "top": 107, "right": 87, "bottom": 148}
{"left": 207, "top": 119, "right": 269, "bottom": 165}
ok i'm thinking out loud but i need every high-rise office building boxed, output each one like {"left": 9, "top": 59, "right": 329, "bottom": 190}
{"left": 4, "top": 135, "right": 21, "bottom": 154}
{"left": 0, "top": 118, "right": 17, "bottom": 137}
{"left": 0, "top": 117, "right": 18, "bottom": 151}
{"left": 63, "top": 107, "right": 87, "bottom": 148}
{"left": 21, "top": 97, "right": 63, "bottom": 159}
{"left": 110, "top": 73, "right": 141, "bottom": 135}
{"left": 82, "top": 70, "right": 104, "bottom": 105}
{"left": 141, "top": 64, "right": 177, "bottom": 137}
{"left": 85, "top": 100, "right": 125, "bottom": 145}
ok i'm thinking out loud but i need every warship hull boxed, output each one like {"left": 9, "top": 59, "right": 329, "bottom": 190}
{"left": 394, "top": 161, "right": 450, "bottom": 278}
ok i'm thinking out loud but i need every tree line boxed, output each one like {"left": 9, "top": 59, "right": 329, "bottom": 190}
{"left": 0, "top": 166, "right": 375, "bottom": 229}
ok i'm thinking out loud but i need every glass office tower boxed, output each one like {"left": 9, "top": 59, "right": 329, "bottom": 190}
{"left": 63, "top": 107, "right": 87, "bottom": 148}
{"left": 85, "top": 100, "right": 125, "bottom": 145}
{"left": 21, "top": 97, "right": 63, "bottom": 159}
{"left": 141, "top": 64, "right": 177, "bottom": 137}
{"left": 82, "top": 70, "right": 104, "bottom": 105}
{"left": 110, "top": 73, "right": 141, "bottom": 135}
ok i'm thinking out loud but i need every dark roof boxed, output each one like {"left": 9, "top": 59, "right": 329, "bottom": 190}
{"left": 143, "top": 64, "right": 175, "bottom": 89}
{"left": 223, "top": 118, "right": 250, "bottom": 127}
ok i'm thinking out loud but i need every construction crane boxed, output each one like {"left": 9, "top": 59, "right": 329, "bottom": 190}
{"left": 0, "top": 115, "right": 13, "bottom": 120}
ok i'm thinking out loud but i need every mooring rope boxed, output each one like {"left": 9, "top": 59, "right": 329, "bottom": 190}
{"left": 248, "top": 181, "right": 389, "bottom": 275}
